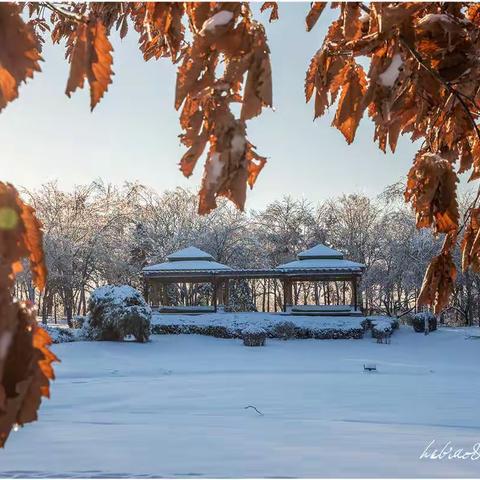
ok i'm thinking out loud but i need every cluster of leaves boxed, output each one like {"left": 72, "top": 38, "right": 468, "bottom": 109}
{"left": 0, "top": 1, "right": 274, "bottom": 214}
{"left": 0, "top": 182, "right": 56, "bottom": 447}
{"left": 305, "top": 2, "right": 480, "bottom": 313}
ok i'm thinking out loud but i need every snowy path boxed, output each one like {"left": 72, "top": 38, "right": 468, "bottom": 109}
{"left": 1, "top": 327, "right": 479, "bottom": 477}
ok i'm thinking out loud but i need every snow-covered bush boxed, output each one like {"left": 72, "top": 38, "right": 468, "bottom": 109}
{"left": 242, "top": 325, "right": 266, "bottom": 347}
{"left": 371, "top": 320, "right": 393, "bottom": 340}
{"left": 40, "top": 325, "right": 76, "bottom": 344}
{"left": 86, "top": 285, "right": 152, "bottom": 342}
{"left": 273, "top": 320, "right": 297, "bottom": 340}
{"left": 412, "top": 311, "right": 437, "bottom": 333}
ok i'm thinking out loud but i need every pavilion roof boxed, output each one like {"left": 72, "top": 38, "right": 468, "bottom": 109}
{"left": 166, "top": 246, "right": 214, "bottom": 262}
{"left": 276, "top": 244, "right": 364, "bottom": 272}
{"left": 142, "top": 246, "right": 232, "bottom": 274}
{"left": 298, "top": 244, "right": 344, "bottom": 260}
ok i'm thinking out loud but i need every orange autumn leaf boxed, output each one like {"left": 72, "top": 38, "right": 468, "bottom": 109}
{"left": 306, "top": 2, "right": 326, "bottom": 32}
{"left": 172, "top": 4, "right": 271, "bottom": 214}
{"left": 404, "top": 153, "right": 459, "bottom": 235}
{"left": 18, "top": 202, "right": 47, "bottom": 291}
{"left": 65, "top": 18, "right": 114, "bottom": 111}
{"left": 65, "top": 22, "right": 88, "bottom": 99}
{"left": 0, "top": 183, "right": 56, "bottom": 448}
{"left": 260, "top": 2, "right": 279, "bottom": 23}
{"left": 332, "top": 61, "right": 367, "bottom": 144}
{"left": 417, "top": 252, "right": 457, "bottom": 314}
{"left": 0, "top": 3, "right": 41, "bottom": 112}
{"left": 0, "top": 303, "right": 59, "bottom": 447}
{"left": 247, "top": 145, "right": 267, "bottom": 188}
{"left": 241, "top": 24, "right": 273, "bottom": 121}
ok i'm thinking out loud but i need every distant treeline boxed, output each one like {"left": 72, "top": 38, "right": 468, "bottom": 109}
{"left": 13, "top": 180, "right": 480, "bottom": 326}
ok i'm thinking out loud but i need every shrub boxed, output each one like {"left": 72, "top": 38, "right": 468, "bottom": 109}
{"left": 371, "top": 321, "right": 393, "bottom": 341}
{"left": 273, "top": 320, "right": 297, "bottom": 340}
{"left": 360, "top": 318, "right": 371, "bottom": 330}
{"left": 86, "top": 285, "right": 152, "bottom": 342}
{"left": 40, "top": 325, "right": 76, "bottom": 344}
{"left": 242, "top": 325, "right": 266, "bottom": 347}
{"left": 412, "top": 311, "right": 437, "bottom": 333}
{"left": 391, "top": 318, "right": 400, "bottom": 330}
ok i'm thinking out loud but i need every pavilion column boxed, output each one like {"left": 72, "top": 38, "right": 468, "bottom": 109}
{"left": 213, "top": 279, "right": 224, "bottom": 312}
{"left": 212, "top": 281, "right": 217, "bottom": 312}
{"left": 161, "top": 282, "right": 169, "bottom": 307}
{"left": 282, "top": 279, "right": 293, "bottom": 312}
{"left": 351, "top": 277, "right": 358, "bottom": 311}
{"left": 223, "top": 279, "right": 230, "bottom": 307}
{"left": 143, "top": 279, "right": 149, "bottom": 304}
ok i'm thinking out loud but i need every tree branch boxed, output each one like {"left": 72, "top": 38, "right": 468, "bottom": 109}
{"left": 42, "top": 2, "right": 84, "bottom": 23}
{"left": 245, "top": 405, "right": 264, "bottom": 415}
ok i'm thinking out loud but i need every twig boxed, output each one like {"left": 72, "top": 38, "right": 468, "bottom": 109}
{"left": 359, "top": 3, "right": 371, "bottom": 15}
{"left": 245, "top": 405, "right": 264, "bottom": 416}
{"left": 42, "top": 2, "right": 85, "bottom": 22}
{"left": 396, "top": 305, "right": 416, "bottom": 318}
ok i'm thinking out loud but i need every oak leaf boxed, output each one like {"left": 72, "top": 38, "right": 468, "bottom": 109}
{"left": 332, "top": 61, "right": 367, "bottom": 144}
{"left": 306, "top": 2, "right": 326, "bottom": 32}
{"left": 65, "top": 18, "right": 114, "bottom": 111}
{"left": 0, "top": 303, "right": 58, "bottom": 447}
{"left": 241, "top": 24, "right": 273, "bottom": 121}
{"left": 0, "top": 3, "right": 42, "bottom": 112}
{"left": 417, "top": 252, "right": 456, "bottom": 314}
{"left": 404, "top": 153, "right": 459, "bottom": 234}
{"left": 0, "top": 183, "right": 56, "bottom": 448}
{"left": 18, "top": 202, "right": 47, "bottom": 291}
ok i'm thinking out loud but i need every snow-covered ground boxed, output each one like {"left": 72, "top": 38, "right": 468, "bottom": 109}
{"left": 1, "top": 327, "right": 480, "bottom": 478}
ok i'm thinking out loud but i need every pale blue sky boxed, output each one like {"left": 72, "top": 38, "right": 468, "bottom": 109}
{"left": 1, "top": 3, "right": 431, "bottom": 209}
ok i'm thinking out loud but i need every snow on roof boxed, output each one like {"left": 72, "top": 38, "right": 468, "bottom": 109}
{"left": 276, "top": 258, "right": 364, "bottom": 271}
{"left": 276, "top": 244, "right": 365, "bottom": 271}
{"left": 298, "top": 244, "right": 344, "bottom": 260}
{"left": 143, "top": 260, "right": 232, "bottom": 273}
{"left": 167, "top": 246, "right": 214, "bottom": 262}
{"left": 143, "top": 246, "right": 231, "bottom": 273}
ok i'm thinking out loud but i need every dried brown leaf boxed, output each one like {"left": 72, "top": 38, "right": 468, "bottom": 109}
{"left": 65, "top": 18, "right": 114, "bottom": 111}
{"left": 404, "top": 153, "right": 459, "bottom": 234}
{"left": 332, "top": 61, "right": 367, "bottom": 144}
{"left": 260, "top": 2, "right": 279, "bottom": 23}
{"left": 306, "top": 2, "right": 326, "bottom": 32}
{"left": 0, "top": 3, "right": 42, "bottom": 112}
{"left": 417, "top": 252, "right": 456, "bottom": 314}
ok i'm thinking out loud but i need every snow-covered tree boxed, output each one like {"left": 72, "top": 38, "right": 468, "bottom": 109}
{"left": 85, "top": 285, "right": 151, "bottom": 342}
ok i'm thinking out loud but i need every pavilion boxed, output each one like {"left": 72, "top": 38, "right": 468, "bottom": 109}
{"left": 275, "top": 244, "right": 364, "bottom": 314}
{"left": 142, "top": 244, "right": 365, "bottom": 314}
{"left": 142, "top": 246, "right": 232, "bottom": 312}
